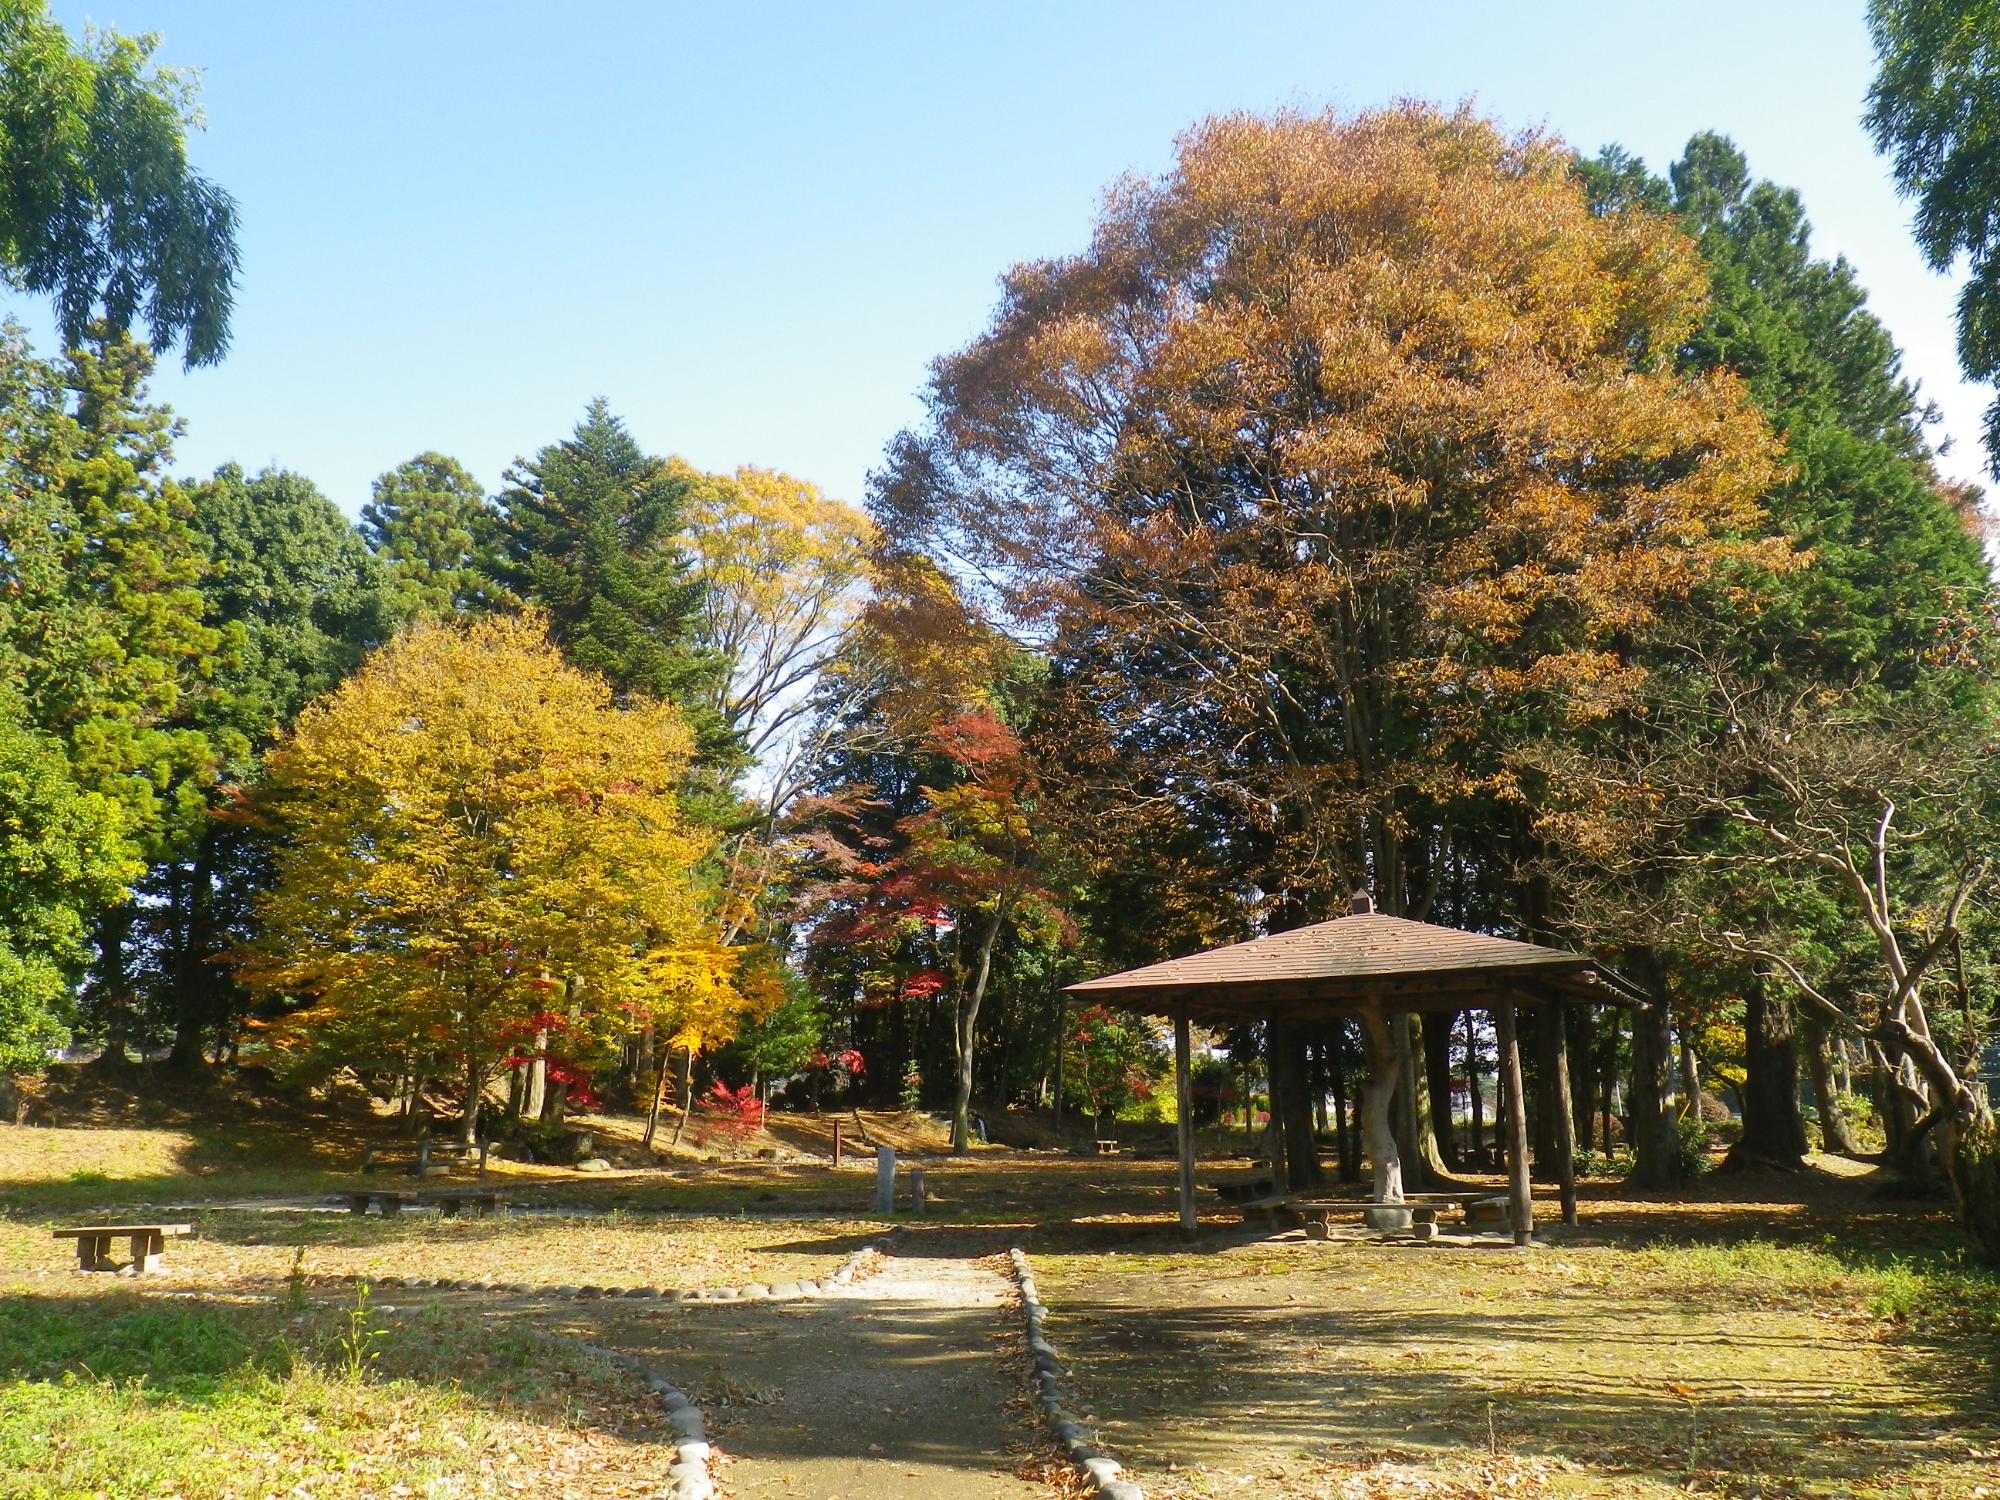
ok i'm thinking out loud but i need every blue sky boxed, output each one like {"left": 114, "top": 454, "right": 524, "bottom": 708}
{"left": 29, "top": 1, "right": 1993, "bottom": 516}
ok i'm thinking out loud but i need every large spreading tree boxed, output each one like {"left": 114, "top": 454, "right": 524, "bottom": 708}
{"left": 871, "top": 104, "right": 1790, "bottom": 1187}
{"left": 242, "top": 612, "right": 734, "bottom": 1141}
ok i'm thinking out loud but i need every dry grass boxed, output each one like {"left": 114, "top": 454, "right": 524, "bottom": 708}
{"left": 0, "top": 1209, "right": 875, "bottom": 1294}
{"left": 1022, "top": 1163, "right": 2000, "bottom": 1499}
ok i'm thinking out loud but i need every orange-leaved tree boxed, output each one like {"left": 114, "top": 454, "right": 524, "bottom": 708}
{"left": 239, "top": 611, "right": 743, "bottom": 1142}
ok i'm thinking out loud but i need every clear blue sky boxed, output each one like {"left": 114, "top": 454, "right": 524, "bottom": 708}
{"left": 28, "top": 0, "right": 1994, "bottom": 516}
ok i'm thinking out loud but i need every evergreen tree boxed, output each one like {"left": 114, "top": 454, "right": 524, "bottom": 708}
{"left": 360, "top": 452, "right": 511, "bottom": 618}
{"left": 494, "top": 401, "right": 736, "bottom": 786}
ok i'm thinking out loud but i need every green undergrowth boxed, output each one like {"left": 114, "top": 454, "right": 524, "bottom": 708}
{"left": 0, "top": 1289, "right": 638, "bottom": 1499}
{"left": 1631, "top": 1235, "right": 2000, "bottom": 1341}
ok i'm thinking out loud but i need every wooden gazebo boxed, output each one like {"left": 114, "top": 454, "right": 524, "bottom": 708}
{"left": 1066, "top": 893, "right": 1631, "bottom": 1244}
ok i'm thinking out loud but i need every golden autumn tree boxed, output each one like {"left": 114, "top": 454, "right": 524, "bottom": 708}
{"left": 241, "top": 612, "right": 740, "bottom": 1142}
{"left": 873, "top": 104, "right": 1793, "bottom": 1187}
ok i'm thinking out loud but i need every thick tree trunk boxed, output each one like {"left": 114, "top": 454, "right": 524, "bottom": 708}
{"left": 524, "top": 1031, "right": 548, "bottom": 1120}
{"left": 1357, "top": 1006, "right": 1404, "bottom": 1202}
{"left": 671, "top": 1048, "right": 696, "bottom": 1146}
{"left": 1533, "top": 1005, "right": 1564, "bottom": 1177}
{"left": 1806, "top": 1022, "right": 1854, "bottom": 1155}
{"left": 1274, "top": 1018, "right": 1322, "bottom": 1190}
{"left": 1422, "top": 1012, "right": 1457, "bottom": 1169}
{"left": 1678, "top": 1029, "right": 1702, "bottom": 1117}
{"left": 166, "top": 840, "right": 218, "bottom": 1074}
{"left": 1627, "top": 950, "right": 1684, "bottom": 1190}
{"left": 88, "top": 903, "right": 138, "bottom": 1074}
{"left": 1392, "top": 1013, "right": 1446, "bottom": 1188}
{"left": 1728, "top": 979, "right": 1807, "bottom": 1171}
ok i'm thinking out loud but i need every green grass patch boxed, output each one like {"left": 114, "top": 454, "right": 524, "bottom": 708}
{"left": 0, "top": 1289, "right": 656, "bottom": 1499}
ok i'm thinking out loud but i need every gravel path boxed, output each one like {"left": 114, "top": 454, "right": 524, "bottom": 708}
{"left": 566, "top": 1248, "right": 1049, "bottom": 1499}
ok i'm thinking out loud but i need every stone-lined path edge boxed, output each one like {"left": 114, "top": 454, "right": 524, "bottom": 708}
{"left": 1008, "top": 1246, "right": 1143, "bottom": 1500}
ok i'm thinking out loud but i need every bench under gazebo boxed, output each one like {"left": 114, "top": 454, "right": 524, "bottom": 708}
{"left": 1066, "top": 893, "right": 1633, "bottom": 1244}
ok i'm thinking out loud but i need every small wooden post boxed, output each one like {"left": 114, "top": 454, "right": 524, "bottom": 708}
{"left": 1550, "top": 1003, "right": 1579, "bottom": 1227}
{"left": 1496, "top": 998, "right": 1534, "bottom": 1245}
{"left": 832, "top": 1119, "right": 844, "bottom": 1169}
{"left": 910, "top": 1167, "right": 927, "bottom": 1214}
{"left": 1174, "top": 1009, "right": 1196, "bottom": 1239}
{"left": 874, "top": 1146, "right": 896, "bottom": 1215}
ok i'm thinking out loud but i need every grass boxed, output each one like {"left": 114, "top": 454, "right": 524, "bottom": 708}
{"left": 1025, "top": 1208, "right": 2000, "bottom": 1498}
{"left": 0, "top": 1289, "right": 676, "bottom": 1499}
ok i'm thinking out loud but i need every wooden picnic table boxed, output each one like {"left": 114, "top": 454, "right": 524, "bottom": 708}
{"left": 53, "top": 1223, "right": 190, "bottom": 1273}
{"left": 338, "top": 1188, "right": 417, "bottom": 1216}
{"left": 421, "top": 1189, "right": 503, "bottom": 1218}
{"left": 1222, "top": 1187, "right": 1514, "bottom": 1238}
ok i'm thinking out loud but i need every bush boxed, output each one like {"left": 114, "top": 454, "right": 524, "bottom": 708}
{"left": 1676, "top": 1113, "right": 1713, "bottom": 1179}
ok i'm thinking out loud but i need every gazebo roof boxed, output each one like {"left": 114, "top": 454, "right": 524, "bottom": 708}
{"left": 1066, "top": 898, "right": 1619, "bottom": 1022}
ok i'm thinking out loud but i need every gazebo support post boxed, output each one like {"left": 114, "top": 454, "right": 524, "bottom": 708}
{"left": 1495, "top": 998, "right": 1534, "bottom": 1245}
{"left": 1174, "top": 1010, "right": 1196, "bottom": 1238}
{"left": 1549, "top": 1002, "right": 1579, "bottom": 1226}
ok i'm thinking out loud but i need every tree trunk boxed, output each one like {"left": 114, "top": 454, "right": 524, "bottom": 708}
{"left": 1728, "top": 978, "right": 1808, "bottom": 1171}
{"left": 1627, "top": 949, "right": 1684, "bottom": 1189}
{"left": 1051, "top": 1004, "right": 1066, "bottom": 1145}
{"left": 1422, "top": 1011, "right": 1457, "bottom": 1170}
{"left": 1273, "top": 1018, "right": 1322, "bottom": 1190}
{"left": 1567, "top": 1006, "right": 1596, "bottom": 1153}
{"left": 460, "top": 1052, "right": 483, "bottom": 1145}
{"left": 1329, "top": 1029, "right": 1358, "bottom": 1182}
{"left": 671, "top": 1048, "right": 696, "bottom": 1146}
{"left": 1465, "top": 1009, "right": 1484, "bottom": 1164}
{"left": 951, "top": 902, "right": 1010, "bottom": 1155}
{"left": 524, "top": 1031, "right": 547, "bottom": 1120}
{"left": 1392, "top": 1013, "right": 1445, "bottom": 1188}
{"left": 1678, "top": 1028, "right": 1702, "bottom": 1118}
{"left": 167, "top": 838, "right": 218, "bottom": 1074}
{"left": 88, "top": 903, "right": 138, "bottom": 1074}
{"left": 1357, "top": 1005, "right": 1404, "bottom": 1202}
{"left": 641, "top": 1051, "right": 670, "bottom": 1149}
{"left": 1806, "top": 1021, "right": 1854, "bottom": 1155}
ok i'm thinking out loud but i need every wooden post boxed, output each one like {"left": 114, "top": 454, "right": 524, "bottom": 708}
{"left": 875, "top": 1146, "right": 896, "bottom": 1215}
{"left": 1550, "top": 1003, "right": 1579, "bottom": 1227}
{"left": 1496, "top": 999, "right": 1533, "bottom": 1245}
{"left": 910, "top": 1167, "right": 927, "bottom": 1214}
{"left": 832, "top": 1119, "right": 844, "bottom": 1169}
{"left": 1174, "top": 1009, "right": 1196, "bottom": 1239}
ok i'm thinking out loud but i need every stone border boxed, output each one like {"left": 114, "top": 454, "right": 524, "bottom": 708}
{"left": 532, "top": 1331, "right": 715, "bottom": 1500}
{"left": 1007, "top": 1247, "right": 1143, "bottom": 1500}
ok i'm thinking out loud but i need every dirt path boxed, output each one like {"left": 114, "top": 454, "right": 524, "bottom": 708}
{"left": 561, "top": 1248, "right": 1050, "bottom": 1500}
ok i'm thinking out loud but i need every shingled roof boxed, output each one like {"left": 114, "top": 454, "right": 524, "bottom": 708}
{"left": 1067, "top": 896, "right": 1614, "bottom": 1020}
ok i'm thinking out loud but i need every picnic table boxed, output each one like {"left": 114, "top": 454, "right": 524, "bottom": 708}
{"left": 53, "top": 1222, "right": 190, "bottom": 1273}
{"left": 361, "top": 1139, "right": 489, "bottom": 1175}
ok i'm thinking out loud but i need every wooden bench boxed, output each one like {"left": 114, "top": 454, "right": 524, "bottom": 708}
{"left": 1211, "top": 1176, "right": 1277, "bottom": 1204}
{"left": 338, "top": 1189, "right": 417, "bottom": 1217}
{"left": 1094, "top": 1139, "right": 1120, "bottom": 1155}
{"left": 53, "top": 1223, "right": 190, "bottom": 1273}
{"left": 420, "top": 1189, "right": 503, "bottom": 1218}
{"left": 1292, "top": 1200, "right": 1442, "bottom": 1241}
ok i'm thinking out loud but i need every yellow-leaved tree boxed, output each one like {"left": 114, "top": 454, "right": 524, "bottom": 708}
{"left": 241, "top": 612, "right": 746, "bottom": 1141}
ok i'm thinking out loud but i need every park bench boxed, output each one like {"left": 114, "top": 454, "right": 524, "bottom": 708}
{"left": 1292, "top": 1199, "right": 1442, "bottom": 1241}
{"left": 420, "top": 1189, "right": 503, "bottom": 1218}
{"left": 338, "top": 1188, "right": 418, "bottom": 1217}
{"left": 53, "top": 1223, "right": 190, "bottom": 1273}
{"left": 1211, "top": 1175, "right": 1277, "bottom": 1204}
{"left": 1094, "top": 1139, "right": 1120, "bottom": 1155}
